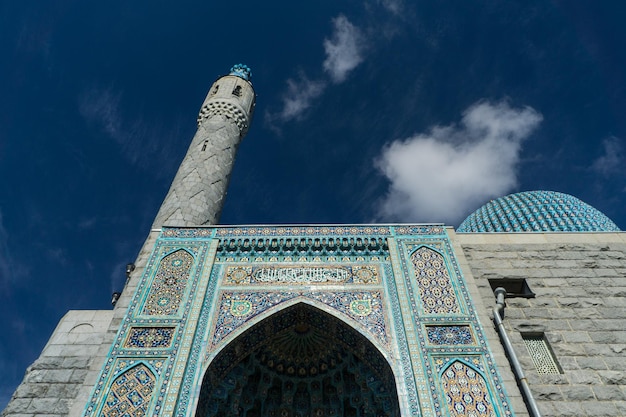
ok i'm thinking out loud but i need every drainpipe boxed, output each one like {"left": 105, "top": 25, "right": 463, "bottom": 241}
{"left": 493, "top": 287, "right": 542, "bottom": 417}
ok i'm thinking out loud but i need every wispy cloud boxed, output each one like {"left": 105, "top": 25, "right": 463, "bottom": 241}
{"left": 591, "top": 136, "right": 624, "bottom": 177}
{"left": 377, "top": 0, "right": 404, "bottom": 14}
{"left": 265, "top": 15, "right": 365, "bottom": 127}
{"left": 323, "top": 15, "right": 365, "bottom": 83}
{"left": 0, "top": 210, "right": 12, "bottom": 289}
{"left": 375, "top": 101, "right": 543, "bottom": 224}
{"left": 78, "top": 86, "right": 183, "bottom": 177}
{"left": 265, "top": 74, "right": 326, "bottom": 126}
{"left": 79, "top": 86, "right": 127, "bottom": 146}
{"left": 0, "top": 210, "right": 28, "bottom": 290}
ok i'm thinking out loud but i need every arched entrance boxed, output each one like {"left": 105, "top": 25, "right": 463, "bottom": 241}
{"left": 195, "top": 303, "right": 400, "bottom": 417}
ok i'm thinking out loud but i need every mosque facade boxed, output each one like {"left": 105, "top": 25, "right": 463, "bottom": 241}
{"left": 2, "top": 66, "right": 626, "bottom": 417}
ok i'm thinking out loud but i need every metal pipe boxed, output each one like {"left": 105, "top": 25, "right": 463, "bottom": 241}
{"left": 493, "top": 287, "right": 542, "bottom": 417}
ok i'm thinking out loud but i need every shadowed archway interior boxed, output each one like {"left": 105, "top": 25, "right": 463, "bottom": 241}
{"left": 195, "top": 303, "right": 400, "bottom": 417}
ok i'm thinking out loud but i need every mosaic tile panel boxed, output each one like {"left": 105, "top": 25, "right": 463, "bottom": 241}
{"left": 224, "top": 264, "right": 380, "bottom": 285}
{"left": 307, "top": 291, "right": 388, "bottom": 346}
{"left": 441, "top": 361, "right": 496, "bottom": 417}
{"left": 426, "top": 325, "right": 474, "bottom": 345}
{"left": 124, "top": 327, "right": 175, "bottom": 349}
{"left": 142, "top": 249, "right": 194, "bottom": 316}
{"left": 211, "top": 291, "right": 389, "bottom": 348}
{"left": 411, "top": 246, "right": 460, "bottom": 314}
{"left": 86, "top": 225, "right": 516, "bottom": 417}
{"left": 102, "top": 364, "right": 156, "bottom": 417}
{"left": 395, "top": 237, "right": 513, "bottom": 417}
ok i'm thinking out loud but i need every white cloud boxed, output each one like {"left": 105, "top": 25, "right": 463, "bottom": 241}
{"left": 265, "top": 74, "right": 326, "bottom": 126}
{"left": 267, "top": 15, "right": 367, "bottom": 128}
{"left": 375, "top": 101, "right": 543, "bottom": 224}
{"left": 591, "top": 136, "right": 624, "bottom": 177}
{"left": 323, "top": 15, "right": 365, "bottom": 83}
{"left": 376, "top": 0, "right": 404, "bottom": 15}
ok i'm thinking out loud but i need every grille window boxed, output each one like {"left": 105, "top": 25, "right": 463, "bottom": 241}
{"left": 522, "top": 333, "right": 561, "bottom": 374}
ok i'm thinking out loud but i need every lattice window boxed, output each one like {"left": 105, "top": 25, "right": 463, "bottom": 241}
{"left": 522, "top": 334, "right": 561, "bottom": 374}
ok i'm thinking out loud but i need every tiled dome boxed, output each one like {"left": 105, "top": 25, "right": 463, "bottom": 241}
{"left": 457, "top": 191, "right": 620, "bottom": 232}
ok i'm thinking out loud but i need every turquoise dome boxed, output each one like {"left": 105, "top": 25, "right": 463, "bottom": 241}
{"left": 457, "top": 191, "right": 620, "bottom": 232}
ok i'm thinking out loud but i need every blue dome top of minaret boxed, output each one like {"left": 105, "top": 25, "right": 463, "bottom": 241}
{"left": 229, "top": 64, "right": 252, "bottom": 81}
{"left": 457, "top": 191, "right": 620, "bottom": 233}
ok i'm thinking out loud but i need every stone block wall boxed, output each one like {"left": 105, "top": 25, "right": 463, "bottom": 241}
{"left": 1, "top": 310, "right": 113, "bottom": 417}
{"left": 456, "top": 232, "right": 626, "bottom": 417}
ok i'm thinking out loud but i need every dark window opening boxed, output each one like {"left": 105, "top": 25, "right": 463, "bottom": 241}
{"left": 232, "top": 85, "right": 242, "bottom": 97}
{"left": 201, "top": 140, "right": 208, "bottom": 151}
{"left": 488, "top": 278, "right": 535, "bottom": 298}
{"left": 211, "top": 85, "right": 219, "bottom": 95}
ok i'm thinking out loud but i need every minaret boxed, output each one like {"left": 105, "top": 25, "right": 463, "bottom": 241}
{"left": 152, "top": 64, "right": 255, "bottom": 228}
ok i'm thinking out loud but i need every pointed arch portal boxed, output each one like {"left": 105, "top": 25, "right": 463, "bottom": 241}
{"left": 196, "top": 303, "right": 400, "bottom": 417}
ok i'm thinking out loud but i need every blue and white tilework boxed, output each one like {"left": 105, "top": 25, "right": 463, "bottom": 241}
{"left": 458, "top": 190, "right": 621, "bottom": 232}
{"left": 84, "top": 225, "right": 515, "bottom": 417}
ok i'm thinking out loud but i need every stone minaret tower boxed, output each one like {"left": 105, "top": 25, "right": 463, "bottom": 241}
{"left": 152, "top": 64, "right": 255, "bottom": 227}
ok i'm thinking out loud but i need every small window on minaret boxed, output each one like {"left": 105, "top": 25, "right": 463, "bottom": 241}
{"left": 201, "top": 141, "right": 208, "bottom": 151}
{"left": 211, "top": 85, "right": 219, "bottom": 95}
{"left": 232, "top": 86, "right": 242, "bottom": 97}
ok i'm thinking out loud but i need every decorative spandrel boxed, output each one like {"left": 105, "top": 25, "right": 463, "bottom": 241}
{"left": 102, "top": 364, "right": 156, "bottom": 417}
{"left": 411, "top": 246, "right": 460, "bottom": 314}
{"left": 143, "top": 249, "right": 194, "bottom": 316}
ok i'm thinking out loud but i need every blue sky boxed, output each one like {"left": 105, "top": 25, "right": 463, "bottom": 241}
{"left": 1, "top": 0, "right": 626, "bottom": 408}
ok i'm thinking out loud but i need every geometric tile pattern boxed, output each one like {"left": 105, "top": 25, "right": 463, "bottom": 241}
{"left": 441, "top": 361, "right": 496, "bottom": 417}
{"left": 426, "top": 325, "right": 474, "bottom": 345}
{"left": 411, "top": 246, "right": 460, "bottom": 314}
{"left": 458, "top": 190, "right": 620, "bottom": 232}
{"left": 142, "top": 249, "right": 194, "bottom": 316}
{"left": 124, "top": 327, "right": 175, "bottom": 348}
{"left": 102, "top": 364, "right": 156, "bottom": 417}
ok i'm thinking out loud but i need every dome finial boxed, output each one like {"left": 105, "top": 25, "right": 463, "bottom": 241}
{"left": 229, "top": 64, "right": 251, "bottom": 81}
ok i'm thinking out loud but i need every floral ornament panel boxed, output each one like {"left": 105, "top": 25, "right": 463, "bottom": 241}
{"left": 212, "top": 291, "right": 300, "bottom": 345}
{"left": 211, "top": 291, "right": 389, "bottom": 348}
{"left": 143, "top": 249, "right": 194, "bottom": 316}
{"left": 411, "top": 246, "right": 460, "bottom": 314}
{"left": 426, "top": 325, "right": 474, "bottom": 345}
{"left": 102, "top": 364, "right": 156, "bottom": 417}
{"left": 441, "top": 361, "right": 496, "bottom": 417}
